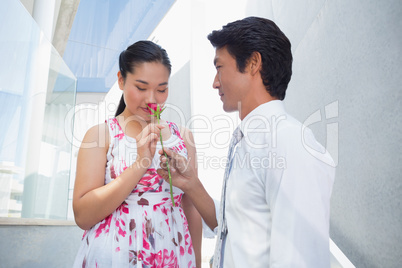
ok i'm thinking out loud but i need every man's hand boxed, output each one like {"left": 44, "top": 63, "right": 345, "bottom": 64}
{"left": 157, "top": 148, "right": 197, "bottom": 192}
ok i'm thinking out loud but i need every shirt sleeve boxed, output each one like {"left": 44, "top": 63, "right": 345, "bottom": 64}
{"left": 202, "top": 198, "right": 220, "bottom": 238}
{"left": 267, "top": 128, "right": 335, "bottom": 267}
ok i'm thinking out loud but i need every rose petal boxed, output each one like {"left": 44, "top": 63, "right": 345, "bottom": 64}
{"left": 147, "top": 103, "right": 158, "bottom": 115}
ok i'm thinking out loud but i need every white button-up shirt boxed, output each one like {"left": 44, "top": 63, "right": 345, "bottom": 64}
{"left": 206, "top": 100, "right": 335, "bottom": 267}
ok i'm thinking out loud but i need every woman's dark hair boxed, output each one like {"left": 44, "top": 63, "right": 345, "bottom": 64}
{"left": 115, "top": 40, "right": 171, "bottom": 116}
{"left": 207, "top": 17, "right": 292, "bottom": 100}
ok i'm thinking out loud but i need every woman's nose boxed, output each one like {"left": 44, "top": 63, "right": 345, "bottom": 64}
{"left": 146, "top": 91, "right": 156, "bottom": 104}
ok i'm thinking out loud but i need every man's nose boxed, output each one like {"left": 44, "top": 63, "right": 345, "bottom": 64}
{"left": 212, "top": 74, "right": 220, "bottom": 89}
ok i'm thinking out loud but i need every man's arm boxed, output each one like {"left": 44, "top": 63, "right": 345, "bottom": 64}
{"left": 268, "top": 129, "right": 335, "bottom": 267}
{"left": 182, "top": 176, "right": 218, "bottom": 232}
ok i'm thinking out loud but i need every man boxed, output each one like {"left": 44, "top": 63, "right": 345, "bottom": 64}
{"left": 158, "top": 16, "right": 335, "bottom": 267}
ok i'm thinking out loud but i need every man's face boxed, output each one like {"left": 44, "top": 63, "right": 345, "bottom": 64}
{"left": 213, "top": 47, "right": 249, "bottom": 113}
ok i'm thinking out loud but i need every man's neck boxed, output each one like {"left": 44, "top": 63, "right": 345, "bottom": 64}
{"left": 239, "top": 91, "right": 277, "bottom": 120}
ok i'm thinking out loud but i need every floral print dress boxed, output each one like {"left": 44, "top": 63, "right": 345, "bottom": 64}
{"left": 73, "top": 118, "right": 196, "bottom": 268}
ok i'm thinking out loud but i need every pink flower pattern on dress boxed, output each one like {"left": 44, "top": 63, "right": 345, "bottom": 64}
{"left": 133, "top": 169, "right": 164, "bottom": 193}
{"left": 73, "top": 119, "right": 195, "bottom": 268}
{"left": 94, "top": 214, "right": 112, "bottom": 238}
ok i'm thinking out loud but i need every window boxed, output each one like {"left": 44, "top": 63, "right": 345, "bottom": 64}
{"left": 0, "top": 0, "right": 76, "bottom": 220}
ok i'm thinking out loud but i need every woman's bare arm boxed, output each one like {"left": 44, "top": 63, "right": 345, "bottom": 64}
{"left": 73, "top": 123, "right": 162, "bottom": 230}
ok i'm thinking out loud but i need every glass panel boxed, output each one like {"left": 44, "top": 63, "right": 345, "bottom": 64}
{"left": 0, "top": 0, "right": 76, "bottom": 220}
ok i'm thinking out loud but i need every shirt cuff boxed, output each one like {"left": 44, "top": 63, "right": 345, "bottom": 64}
{"left": 202, "top": 198, "right": 220, "bottom": 238}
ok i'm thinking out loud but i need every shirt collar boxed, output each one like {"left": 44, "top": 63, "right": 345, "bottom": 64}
{"left": 239, "top": 100, "right": 287, "bottom": 136}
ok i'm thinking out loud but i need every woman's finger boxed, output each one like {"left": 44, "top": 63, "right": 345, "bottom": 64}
{"left": 136, "top": 123, "right": 164, "bottom": 141}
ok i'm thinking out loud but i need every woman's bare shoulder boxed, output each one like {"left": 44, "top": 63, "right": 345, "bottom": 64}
{"left": 81, "top": 122, "right": 110, "bottom": 150}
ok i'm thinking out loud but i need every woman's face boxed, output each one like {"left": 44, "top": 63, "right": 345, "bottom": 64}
{"left": 118, "top": 61, "right": 170, "bottom": 122}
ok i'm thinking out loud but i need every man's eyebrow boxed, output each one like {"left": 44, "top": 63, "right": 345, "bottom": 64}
{"left": 213, "top": 57, "right": 219, "bottom": 66}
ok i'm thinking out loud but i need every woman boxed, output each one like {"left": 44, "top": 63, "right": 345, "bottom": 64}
{"left": 72, "top": 40, "right": 201, "bottom": 267}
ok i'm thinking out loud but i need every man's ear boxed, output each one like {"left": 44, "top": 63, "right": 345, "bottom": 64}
{"left": 248, "top": 51, "right": 262, "bottom": 76}
{"left": 117, "top": 71, "right": 124, "bottom": 90}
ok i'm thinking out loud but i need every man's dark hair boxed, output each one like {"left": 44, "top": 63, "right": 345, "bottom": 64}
{"left": 207, "top": 17, "right": 292, "bottom": 100}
